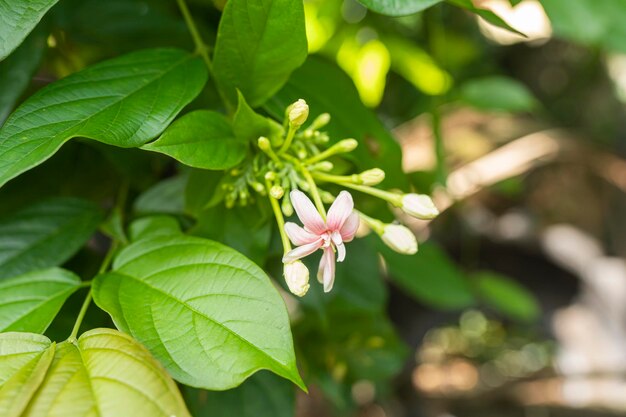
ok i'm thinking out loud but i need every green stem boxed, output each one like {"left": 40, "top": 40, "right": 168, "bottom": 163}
{"left": 278, "top": 125, "right": 297, "bottom": 154}
{"left": 266, "top": 180, "right": 292, "bottom": 255}
{"left": 312, "top": 171, "right": 402, "bottom": 206}
{"left": 296, "top": 165, "right": 326, "bottom": 219}
{"left": 356, "top": 210, "right": 384, "bottom": 234}
{"left": 176, "top": 0, "right": 234, "bottom": 114}
{"left": 431, "top": 106, "right": 447, "bottom": 185}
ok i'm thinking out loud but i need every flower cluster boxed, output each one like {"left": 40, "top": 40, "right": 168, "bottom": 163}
{"left": 222, "top": 98, "right": 439, "bottom": 297}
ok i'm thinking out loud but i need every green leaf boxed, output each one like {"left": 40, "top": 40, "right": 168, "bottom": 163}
{"left": 460, "top": 76, "right": 538, "bottom": 112}
{"left": 184, "top": 371, "right": 295, "bottom": 417}
{"left": 0, "top": 333, "right": 54, "bottom": 417}
{"left": 355, "top": 0, "right": 442, "bottom": 16}
{"left": 142, "top": 110, "right": 247, "bottom": 170}
{"left": 380, "top": 243, "right": 475, "bottom": 309}
{"left": 0, "top": 48, "right": 207, "bottom": 188}
{"left": 0, "top": 268, "right": 82, "bottom": 333}
{"left": 129, "top": 215, "right": 182, "bottom": 241}
{"left": 134, "top": 175, "right": 187, "bottom": 215}
{"left": 22, "top": 328, "right": 191, "bottom": 416}
{"left": 473, "top": 271, "right": 540, "bottom": 322}
{"left": 213, "top": 0, "right": 308, "bottom": 107}
{"left": 184, "top": 169, "right": 224, "bottom": 217}
{"left": 233, "top": 91, "right": 284, "bottom": 144}
{"left": 447, "top": 0, "right": 526, "bottom": 37}
{"left": 266, "top": 56, "right": 407, "bottom": 188}
{"left": 0, "top": 198, "right": 103, "bottom": 279}
{"left": 92, "top": 235, "right": 304, "bottom": 390}
{"left": 0, "top": 0, "right": 57, "bottom": 60}
{"left": 0, "top": 29, "right": 46, "bottom": 123}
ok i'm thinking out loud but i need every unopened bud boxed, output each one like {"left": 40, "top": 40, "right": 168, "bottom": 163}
{"left": 319, "top": 190, "right": 335, "bottom": 204}
{"left": 311, "top": 161, "right": 334, "bottom": 172}
{"left": 284, "top": 261, "right": 310, "bottom": 297}
{"left": 264, "top": 171, "right": 276, "bottom": 181}
{"left": 270, "top": 185, "right": 285, "bottom": 199}
{"left": 257, "top": 136, "right": 271, "bottom": 151}
{"left": 288, "top": 99, "right": 309, "bottom": 127}
{"left": 333, "top": 138, "right": 358, "bottom": 153}
{"left": 401, "top": 194, "right": 439, "bottom": 220}
{"left": 281, "top": 194, "right": 294, "bottom": 216}
{"left": 381, "top": 224, "right": 418, "bottom": 254}
{"left": 359, "top": 168, "right": 385, "bottom": 185}
{"left": 309, "top": 112, "right": 331, "bottom": 131}
{"left": 251, "top": 182, "right": 265, "bottom": 193}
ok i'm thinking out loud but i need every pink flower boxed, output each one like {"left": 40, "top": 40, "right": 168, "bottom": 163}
{"left": 282, "top": 190, "right": 359, "bottom": 292}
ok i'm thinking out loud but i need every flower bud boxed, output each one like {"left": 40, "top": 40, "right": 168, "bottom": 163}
{"left": 309, "top": 112, "right": 331, "bottom": 130}
{"left": 334, "top": 138, "right": 358, "bottom": 152}
{"left": 311, "top": 161, "right": 334, "bottom": 172}
{"left": 401, "top": 194, "right": 439, "bottom": 219}
{"left": 264, "top": 171, "right": 276, "bottom": 181}
{"left": 270, "top": 185, "right": 284, "bottom": 199}
{"left": 257, "top": 136, "right": 271, "bottom": 151}
{"left": 288, "top": 99, "right": 309, "bottom": 127}
{"left": 359, "top": 168, "right": 385, "bottom": 186}
{"left": 281, "top": 194, "right": 294, "bottom": 216}
{"left": 284, "top": 261, "right": 310, "bottom": 297}
{"left": 251, "top": 182, "right": 265, "bottom": 193}
{"left": 381, "top": 224, "right": 418, "bottom": 254}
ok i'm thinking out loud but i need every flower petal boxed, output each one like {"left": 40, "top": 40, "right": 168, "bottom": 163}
{"left": 326, "top": 191, "right": 354, "bottom": 231}
{"left": 322, "top": 247, "right": 336, "bottom": 292}
{"left": 282, "top": 238, "right": 323, "bottom": 263}
{"left": 339, "top": 212, "right": 359, "bottom": 242}
{"left": 330, "top": 231, "right": 346, "bottom": 262}
{"left": 284, "top": 222, "right": 320, "bottom": 246}
{"left": 317, "top": 251, "right": 327, "bottom": 284}
{"left": 290, "top": 190, "right": 326, "bottom": 234}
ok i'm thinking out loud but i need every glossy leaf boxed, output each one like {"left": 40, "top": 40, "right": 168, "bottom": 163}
{"left": 266, "top": 56, "right": 407, "bottom": 188}
{"left": 473, "top": 271, "right": 540, "bottom": 322}
{"left": 356, "top": 0, "right": 441, "bottom": 16}
{"left": 460, "top": 76, "right": 537, "bottom": 112}
{"left": 381, "top": 243, "right": 475, "bottom": 309}
{"left": 0, "top": 29, "right": 46, "bottom": 123}
{"left": 0, "top": 198, "right": 103, "bottom": 279}
{"left": 0, "top": 268, "right": 82, "bottom": 333}
{"left": 133, "top": 175, "right": 187, "bottom": 215}
{"left": 233, "top": 91, "right": 284, "bottom": 144}
{"left": 22, "top": 328, "right": 191, "bottom": 417}
{"left": 213, "top": 0, "right": 308, "bottom": 107}
{"left": 0, "top": 0, "right": 58, "bottom": 60}
{"left": 184, "top": 371, "right": 295, "bottom": 417}
{"left": 92, "top": 235, "right": 304, "bottom": 390}
{"left": 0, "top": 333, "right": 54, "bottom": 417}
{"left": 129, "top": 215, "right": 182, "bottom": 241}
{"left": 0, "top": 48, "right": 207, "bottom": 188}
{"left": 142, "top": 110, "right": 247, "bottom": 170}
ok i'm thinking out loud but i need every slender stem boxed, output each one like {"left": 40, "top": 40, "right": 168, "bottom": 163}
{"left": 266, "top": 180, "right": 292, "bottom": 255}
{"left": 355, "top": 210, "right": 384, "bottom": 234}
{"left": 297, "top": 165, "right": 326, "bottom": 219}
{"left": 176, "top": 0, "right": 234, "bottom": 114}
{"left": 303, "top": 146, "right": 338, "bottom": 165}
{"left": 431, "top": 106, "right": 447, "bottom": 185}
{"left": 278, "top": 125, "right": 297, "bottom": 154}
{"left": 312, "top": 171, "right": 402, "bottom": 205}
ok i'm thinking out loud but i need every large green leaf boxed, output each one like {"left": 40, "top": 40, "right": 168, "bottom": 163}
{"left": 233, "top": 91, "right": 284, "bottom": 144}
{"left": 133, "top": 175, "right": 187, "bottom": 215}
{"left": 0, "top": 48, "right": 207, "bottom": 188}
{"left": 142, "top": 110, "right": 247, "bottom": 170}
{"left": 212, "top": 0, "right": 308, "bottom": 107}
{"left": 0, "top": 29, "right": 46, "bottom": 123}
{"left": 129, "top": 215, "right": 182, "bottom": 242}
{"left": 18, "top": 328, "right": 191, "bottom": 417}
{"left": 184, "top": 371, "right": 295, "bottom": 417}
{"left": 0, "top": 333, "right": 54, "bottom": 417}
{"left": 473, "top": 271, "right": 540, "bottom": 322}
{"left": 381, "top": 243, "right": 475, "bottom": 309}
{"left": 0, "top": 0, "right": 57, "bottom": 60}
{"left": 356, "top": 0, "right": 441, "bottom": 16}
{"left": 460, "top": 76, "right": 538, "bottom": 112}
{"left": 92, "top": 235, "right": 304, "bottom": 390}
{"left": 266, "top": 56, "right": 407, "bottom": 188}
{"left": 0, "top": 198, "right": 103, "bottom": 279}
{"left": 0, "top": 268, "right": 82, "bottom": 333}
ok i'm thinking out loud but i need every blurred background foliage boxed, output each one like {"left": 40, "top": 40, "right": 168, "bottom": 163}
{"left": 3, "top": 0, "right": 626, "bottom": 416}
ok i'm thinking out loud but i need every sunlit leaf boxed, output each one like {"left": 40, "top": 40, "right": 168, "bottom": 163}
{"left": 473, "top": 271, "right": 541, "bottom": 322}
{"left": 92, "top": 235, "right": 304, "bottom": 390}
{"left": 142, "top": 110, "right": 247, "bottom": 170}
{"left": 0, "top": 268, "right": 82, "bottom": 333}
{"left": 0, "top": 0, "right": 57, "bottom": 60}
{"left": 0, "top": 198, "right": 103, "bottom": 279}
{"left": 356, "top": 0, "right": 441, "bottom": 16}
{"left": 22, "top": 329, "right": 191, "bottom": 417}
{"left": 213, "top": 0, "right": 308, "bottom": 107}
{"left": 0, "top": 48, "right": 207, "bottom": 188}
{"left": 380, "top": 243, "right": 475, "bottom": 309}
{"left": 0, "top": 333, "right": 54, "bottom": 417}
{"left": 447, "top": 0, "right": 526, "bottom": 36}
